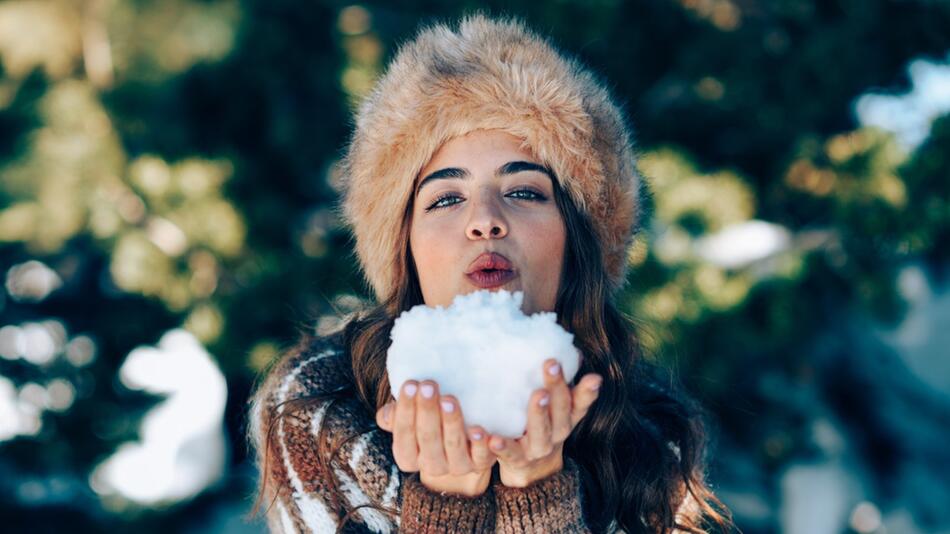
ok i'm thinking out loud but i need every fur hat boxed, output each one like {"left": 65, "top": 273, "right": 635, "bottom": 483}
{"left": 338, "top": 13, "right": 642, "bottom": 302}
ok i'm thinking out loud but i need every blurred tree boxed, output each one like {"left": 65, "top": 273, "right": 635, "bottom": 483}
{"left": 0, "top": 0, "right": 948, "bottom": 532}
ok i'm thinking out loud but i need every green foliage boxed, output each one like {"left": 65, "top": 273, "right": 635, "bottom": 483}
{"left": 1, "top": 0, "right": 948, "bottom": 531}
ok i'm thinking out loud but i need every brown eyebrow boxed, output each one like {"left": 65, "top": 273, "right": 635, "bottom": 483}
{"left": 414, "top": 161, "right": 554, "bottom": 197}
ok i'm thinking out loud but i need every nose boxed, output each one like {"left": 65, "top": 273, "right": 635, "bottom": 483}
{"left": 465, "top": 193, "right": 508, "bottom": 240}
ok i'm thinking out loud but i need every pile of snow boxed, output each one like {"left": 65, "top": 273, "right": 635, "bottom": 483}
{"left": 89, "top": 329, "right": 227, "bottom": 506}
{"left": 386, "top": 290, "right": 579, "bottom": 438}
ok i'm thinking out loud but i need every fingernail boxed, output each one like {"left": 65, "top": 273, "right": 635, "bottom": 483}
{"left": 547, "top": 362, "right": 561, "bottom": 376}
{"left": 420, "top": 384, "right": 435, "bottom": 399}
{"left": 440, "top": 399, "right": 454, "bottom": 413}
{"left": 539, "top": 394, "right": 550, "bottom": 407}
{"left": 590, "top": 377, "right": 603, "bottom": 391}
{"left": 471, "top": 431, "right": 483, "bottom": 441}
{"left": 404, "top": 383, "right": 417, "bottom": 397}
{"left": 383, "top": 404, "right": 392, "bottom": 421}
{"left": 491, "top": 440, "right": 506, "bottom": 451}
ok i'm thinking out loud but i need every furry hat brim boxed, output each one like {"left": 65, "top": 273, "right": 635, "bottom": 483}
{"left": 338, "top": 13, "right": 642, "bottom": 302}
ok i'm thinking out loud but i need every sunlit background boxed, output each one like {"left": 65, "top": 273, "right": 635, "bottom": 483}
{"left": 1, "top": 1, "right": 948, "bottom": 533}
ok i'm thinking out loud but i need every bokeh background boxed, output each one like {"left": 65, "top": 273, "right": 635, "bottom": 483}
{"left": 1, "top": 1, "right": 948, "bottom": 533}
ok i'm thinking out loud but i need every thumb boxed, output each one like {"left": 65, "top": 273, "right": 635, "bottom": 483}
{"left": 569, "top": 374, "right": 602, "bottom": 428}
{"left": 375, "top": 402, "right": 394, "bottom": 432}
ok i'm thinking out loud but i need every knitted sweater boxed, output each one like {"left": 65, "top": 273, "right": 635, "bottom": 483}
{"left": 248, "top": 333, "right": 702, "bottom": 533}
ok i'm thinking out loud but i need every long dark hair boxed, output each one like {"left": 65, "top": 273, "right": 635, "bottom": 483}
{"left": 249, "top": 176, "right": 735, "bottom": 533}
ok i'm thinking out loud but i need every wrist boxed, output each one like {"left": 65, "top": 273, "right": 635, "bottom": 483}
{"left": 498, "top": 454, "right": 563, "bottom": 488}
{"left": 420, "top": 468, "right": 493, "bottom": 497}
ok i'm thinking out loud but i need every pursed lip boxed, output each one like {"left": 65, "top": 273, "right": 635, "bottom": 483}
{"left": 464, "top": 252, "right": 518, "bottom": 289}
{"left": 465, "top": 252, "right": 515, "bottom": 274}
{"left": 465, "top": 269, "right": 518, "bottom": 289}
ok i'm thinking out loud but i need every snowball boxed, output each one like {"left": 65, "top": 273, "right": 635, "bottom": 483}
{"left": 386, "top": 290, "right": 579, "bottom": 438}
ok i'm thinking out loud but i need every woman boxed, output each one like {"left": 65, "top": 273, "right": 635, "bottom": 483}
{"left": 249, "top": 13, "right": 734, "bottom": 534}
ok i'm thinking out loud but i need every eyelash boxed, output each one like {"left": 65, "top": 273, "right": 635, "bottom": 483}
{"left": 424, "top": 188, "right": 547, "bottom": 212}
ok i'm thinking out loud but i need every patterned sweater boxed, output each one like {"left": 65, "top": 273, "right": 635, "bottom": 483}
{"left": 248, "top": 333, "right": 702, "bottom": 533}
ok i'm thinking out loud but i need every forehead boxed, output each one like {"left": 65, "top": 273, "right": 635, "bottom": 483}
{"left": 420, "top": 129, "right": 537, "bottom": 172}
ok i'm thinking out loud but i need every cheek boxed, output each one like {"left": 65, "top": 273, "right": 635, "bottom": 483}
{"left": 522, "top": 214, "right": 567, "bottom": 279}
{"left": 410, "top": 221, "right": 457, "bottom": 276}
{"left": 548, "top": 227, "right": 567, "bottom": 279}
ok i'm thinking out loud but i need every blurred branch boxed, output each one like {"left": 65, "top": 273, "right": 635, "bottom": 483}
{"left": 82, "top": 0, "right": 113, "bottom": 89}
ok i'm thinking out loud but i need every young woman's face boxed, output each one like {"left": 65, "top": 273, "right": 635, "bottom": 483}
{"left": 409, "top": 129, "right": 566, "bottom": 314}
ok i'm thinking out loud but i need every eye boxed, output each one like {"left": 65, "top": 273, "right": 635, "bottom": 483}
{"left": 506, "top": 188, "right": 547, "bottom": 201}
{"left": 423, "top": 188, "right": 547, "bottom": 213}
{"left": 424, "top": 193, "right": 463, "bottom": 212}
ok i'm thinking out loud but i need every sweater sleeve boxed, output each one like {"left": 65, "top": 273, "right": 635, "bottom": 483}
{"left": 492, "top": 456, "right": 592, "bottom": 533}
{"left": 249, "top": 338, "right": 396, "bottom": 533}
{"left": 399, "top": 472, "right": 496, "bottom": 533}
{"left": 249, "top": 335, "right": 496, "bottom": 533}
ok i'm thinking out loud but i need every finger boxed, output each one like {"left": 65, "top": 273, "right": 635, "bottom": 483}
{"left": 467, "top": 425, "right": 495, "bottom": 471}
{"left": 375, "top": 402, "right": 394, "bottom": 432}
{"left": 489, "top": 434, "right": 527, "bottom": 468}
{"left": 393, "top": 381, "right": 419, "bottom": 472}
{"left": 439, "top": 395, "right": 474, "bottom": 475}
{"left": 542, "top": 359, "right": 572, "bottom": 443}
{"left": 570, "top": 349, "right": 585, "bottom": 386}
{"left": 569, "top": 373, "right": 603, "bottom": 428}
{"left": 525, "top": 388, "right": 553, "bottom": 460}
{"left": 416, "top": 381, "right": 448, "bottom": 476}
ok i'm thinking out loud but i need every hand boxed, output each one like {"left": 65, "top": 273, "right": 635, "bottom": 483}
{"left": 376, "top": 380, "right": 497, "bottom": 497}
{"left": 488, "top": 358, "right": 602, "bottom": 488}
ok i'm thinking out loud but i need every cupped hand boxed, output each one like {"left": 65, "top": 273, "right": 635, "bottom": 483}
{"left": 376, "top": 380, "right": 496, "bottom": 497}
{"left": 488, "top": 358, "right": 602, "bottom": 488}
